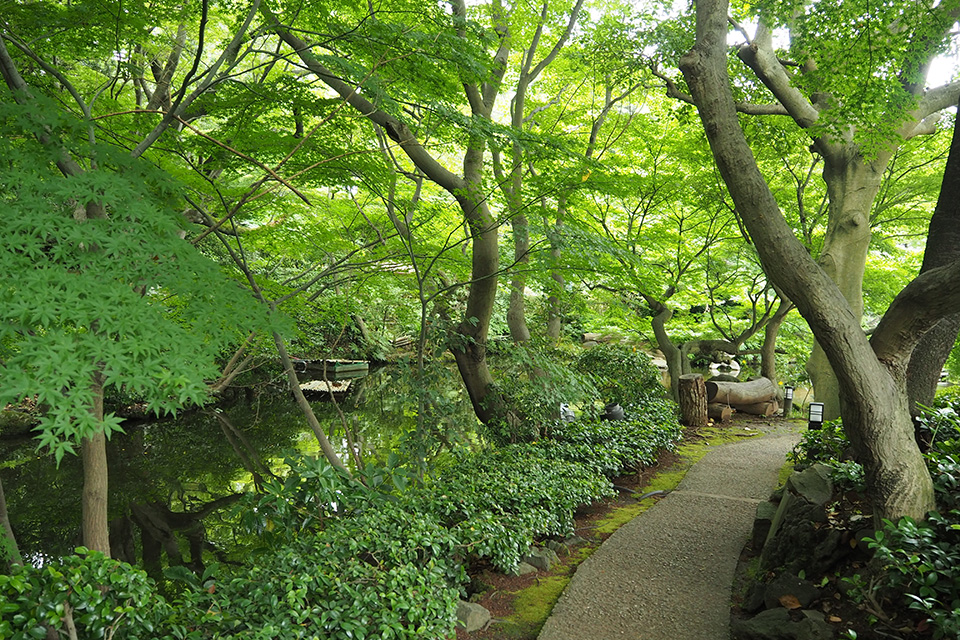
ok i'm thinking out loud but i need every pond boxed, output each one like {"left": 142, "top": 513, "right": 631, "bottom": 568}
{"left": 0, "top": 364, "right": 478, "bottom": 565}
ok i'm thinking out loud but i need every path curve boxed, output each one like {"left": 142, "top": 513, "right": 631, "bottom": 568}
{"left": 538, "top": 424, "right": 801, "bottom": 640}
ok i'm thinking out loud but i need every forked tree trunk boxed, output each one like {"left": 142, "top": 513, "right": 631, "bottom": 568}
{"left": 272, "top": 13, "right": 513, "bottom": 426}
{"left": 680, "top": 1, "right": 942, "bottom": 519}
{"left": 806, "top": 155, "right": 888, "bottom": 421}
{"left": 649, "top": 302, "right": 682, "bottom": 403}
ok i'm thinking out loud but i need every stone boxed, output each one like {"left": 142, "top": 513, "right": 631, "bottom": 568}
{"left": 601, "top": 403, "right": 626, "bottom": 420}
{"left": 731, "top": 608, "right": 793, "bottom": 639}
{"left": 752, "top": 501, "right": 779, "bottom": 550}
{"left": 731, "top": 608, "right": 833, "bottom": 640}
{"left": 795, "top": 613, "right": 834, "bottom": 640}
{"left": 786, "top": 464, "right": 834, "bottom": 507}
{"left": 709, "top": 373, "right": 741, "bottom": 383}
{"left": 506, "top": 561, "right": 537, "bottom": 576}
{"left": 522, "top": 547, "right": 560, "bottom": 572}
{"left": 563, "top": 534, "right": 586, "bottom": 547}
{"left": 456, "top": 600, "right": 491, "bottom": 633}
{"left": 763, "top": 574, "right": 820, "bottom": 610}
{"left": 742, "top": 581, "right": 767, "bottom": 614}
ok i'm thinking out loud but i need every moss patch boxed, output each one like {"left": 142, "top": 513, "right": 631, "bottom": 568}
{"left": 501, "top": 575, "right": 571, "bottom": 637}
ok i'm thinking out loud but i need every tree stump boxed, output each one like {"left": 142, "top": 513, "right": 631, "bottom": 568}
{"left": 679, "top": 374, "right": 708, "bottom": 428}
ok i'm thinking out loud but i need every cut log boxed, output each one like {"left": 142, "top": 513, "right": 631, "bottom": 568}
{"left": 679, "top": 373, "right": 708, "bottom": 428}
{"left": 706, "top": 377, "right": 776, "bottom": 405}
{"left": 707, "top": 403, "right": 734, "bottom": 422}
{"left": 737, "top": 400, "right": 779, "bottom": 417}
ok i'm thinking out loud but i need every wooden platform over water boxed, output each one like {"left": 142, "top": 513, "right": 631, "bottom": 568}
{"left": 291, "top": 359, "right": 369, "bottom": 378}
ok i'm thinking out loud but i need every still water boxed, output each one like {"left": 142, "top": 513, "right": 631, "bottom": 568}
{"left": 0, "top": 365, "right": 476, "bottom": 563}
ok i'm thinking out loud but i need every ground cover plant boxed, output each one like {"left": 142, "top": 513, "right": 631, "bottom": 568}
{"left": 0, "top": 371, "right": 681, "bottom": 639}
{"left": 779, "top": 391, "right": 960, "bottom": 639}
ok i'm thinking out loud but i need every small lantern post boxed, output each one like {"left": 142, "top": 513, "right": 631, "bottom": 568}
{"left": 808, "top": 402, "right": 824, "bottom": 430}
{"left": 783, "top": 385, "right": 794, "bottom": 417}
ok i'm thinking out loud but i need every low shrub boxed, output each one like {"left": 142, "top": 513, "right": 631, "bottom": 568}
{"left": 788, "top": 419, "right": 849, "bottom": 466}
{"left": 536, "top": 408, "right": 681, "bottom": 477}
{"left": 866, "top": 511, "right": 960, "bottom": 639}
{"left": 1, "top": 398, "right": 683, "bottom": 638}
{"left": 575, "top": 343, "right": 666, "bottom": 405}
{"left": 0, "top": 549, "right": 194, "bottom": 640}
{"left": 420, "top": 448, "right": 615, "bottom": 571}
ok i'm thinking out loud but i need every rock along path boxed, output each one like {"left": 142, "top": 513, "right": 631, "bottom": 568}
{"left": 538, "top": 422, "right": 802, "bottom": 640}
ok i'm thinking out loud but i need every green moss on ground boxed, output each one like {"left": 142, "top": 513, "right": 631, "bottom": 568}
{"left": 500, "top": 576, "right": 572, "bottom": 638}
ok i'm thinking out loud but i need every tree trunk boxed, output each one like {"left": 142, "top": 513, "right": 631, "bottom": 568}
{"left": 680, "top": 1, "right": 937, "bottom": 519}
{"left": 679, "top": 374, "right": 708, "bottom": 428}
{"left": 273, "top": 331, "right": 350, "bottom": 474}
{"left": 272, "top": 16, "right": 512, "bottom": 426}
{"left": 649, "top": 302, "right": 683, "bottom": 402}
{"left": 546, "top": 201, "right": 566, "bottom": 341}
{"left": 82, "top": 372, "right": 110, "bottom": 556}
{"left": 907, "top": 103, "right": 960, "bottom": 415}
{"left": 452, "top": 135, "right": 508, "bottom": 424}
{"left": 761, "top": 298, "right": 793, "bottom": 384}
{"left": 507, "top": 211, "right": 532, "bottom": 343}
{"left": 737, "top": 400, "right": 779, "bottom": 416}
{"left": 0, "top": 475, "right": 22, "bottom": 570}
{"left": 82, "top": 430, "right": 111, "bottom": 556}
{"left": 806, "top": 155, "right": 888, "bottom": 421}
{"left": 708, "top": 403, "right": 734, "bottom": 422}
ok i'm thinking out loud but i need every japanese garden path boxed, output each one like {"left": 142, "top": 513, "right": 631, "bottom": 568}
{"left": 538, "top": 422, "right": 802, "bottom": 640}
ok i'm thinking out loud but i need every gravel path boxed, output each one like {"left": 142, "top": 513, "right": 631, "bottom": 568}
{"left": 538, "top": 423, "right": 801, "bottom": 640}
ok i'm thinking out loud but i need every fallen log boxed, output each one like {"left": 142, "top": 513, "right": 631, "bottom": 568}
{"left": 737, "top": 400, "right": 779, "bottom": 417}
{"left": 707, "top": 403, "right": 734, "bottom": 422}
{"left": 706, "top": 377, "right": 776, "bottom": 405}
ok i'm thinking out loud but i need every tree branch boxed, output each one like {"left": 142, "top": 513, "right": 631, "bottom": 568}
{"left": 872, "top": 260, "right": 960, "bottom": 369}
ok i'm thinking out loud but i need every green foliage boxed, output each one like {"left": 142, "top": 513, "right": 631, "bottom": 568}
{"left": 829, "top": 460, "right": 866, "bottom": 493}
{"left": 944, "top": 335, "right": 960, "bottom": 385}
{"left": 220, "top": 503, "right": 460, "bottom": 639}
{"left": 575, "top": 343, "right": 666, "bottom": 405}
{"left": 0, "top": 95, "right": 275, "bottom": 460}
{"left": 422, "top": 448, "right": 614, "bottom": 572}
{"left": 0, "top": 549, "right": 193, "bottom": 640}
{"left": 851, "top": 399, "right": 960, "bottom": 638}
{"left": 788, "top": 420, "right": 849, "bottom": 466}
{"left": 535, "top": 408, "right": 681, "bottom": 477}
{"left": 865, "top": 511, "right": 960, "bottom": 639}
{"left": 490, "top": 343, "right": 601, "bottom": 440}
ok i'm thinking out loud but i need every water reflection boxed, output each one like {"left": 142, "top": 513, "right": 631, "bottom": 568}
{"left": 0, "top": 365, "right": 476, "bottom": 565}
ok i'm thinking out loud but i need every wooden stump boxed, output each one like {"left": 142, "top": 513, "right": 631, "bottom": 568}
{"left": 707, "top": 403, "right": 734, "bottom": 422}
{"left": 679, "top": 374, "right": 708, "bottom": 428}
